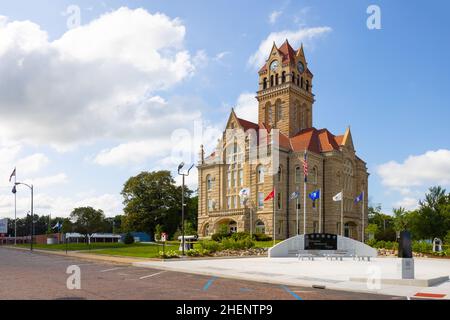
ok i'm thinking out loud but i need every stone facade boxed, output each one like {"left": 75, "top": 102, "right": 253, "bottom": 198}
{"left": 197, "top": 40, "right": 369, "bottom": 241}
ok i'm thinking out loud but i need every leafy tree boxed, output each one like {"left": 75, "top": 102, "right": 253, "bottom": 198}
{"left": 392, "top": 207, "right": 409, "bottom": 233}
{"left": 407, "top": 186, "right": 450, "bottom": 240}
{"left": 70, "top": 207, "right": 106, "bottom": 241}
{"left": 366, "top": 223, "right": 378, "bottom": 240}
{"left": 121, "top": 171, "right": 197, "bottom": 238}
{"left": 368, "top": 205, "right": 396, "bottom": 241}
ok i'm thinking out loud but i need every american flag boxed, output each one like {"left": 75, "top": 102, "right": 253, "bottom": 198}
{"left": 302, "top": 151, "right": 308, "bottom": 182}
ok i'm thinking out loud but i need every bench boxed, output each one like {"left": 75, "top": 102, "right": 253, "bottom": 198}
{"left": 324, "top": 250, "right": 353, "bottom": 261}
{"left": 353, "top": 255, "right": 372, "bottom": 262}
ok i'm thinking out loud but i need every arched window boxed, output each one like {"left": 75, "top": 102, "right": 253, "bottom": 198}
{"left": 344, "top": 159, "right": 353, "bottom": 191}
{"left": 292, "top": 72, "right": 296, "bottom": 83}
{"left": 275, "top": 74, "right": 279, "bottom": 86}
{"left": 270, "top": 75, "right": 274, "bottom": 87}
{"left": 257, "top": 165, "right": 265, "bottom": 183}
{"left": 281, "top": 71, "right": 286, "bottom": 83}
{"left": 206, "top": 175, "right": 212, "bottom": 190}
{"left": 268, "top": 105, "right": 273, "bottom": 125}
{"left": 255, "top": 220, "right": 265, "bottom": 234}
{"left": 301, "top": 77, "right": 304, "bottom": 88}
{"left": 311, "top": 167, "right": 318, "bottom": 184}
{"left": 306, "top": 80, "right": 310, "bottom": 92}
{"left": 263, "top": 77, "right": 267, "bottom": 90}
{"left": 297, "top": 74, "right": 300, "bottom": 86}
{"left": 295, "top": 166, "right": 301, "bottom": 183}
{"left": 275, "top": 100, "right": 282, "bottom": 122}
{"left": 229, "top": 221, "right": 237, "bottom": 233}
{"left": 277, "top": 166, "right": 282, "bottom": 182}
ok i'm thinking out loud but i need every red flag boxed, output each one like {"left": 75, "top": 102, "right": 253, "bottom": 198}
{"left": 264, "top": 189, "right": 275, "bottom": 202}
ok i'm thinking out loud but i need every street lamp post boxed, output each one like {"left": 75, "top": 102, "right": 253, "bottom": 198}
{"left": 15, "top": 182, "right": 34, "bottom": 251}
{"left": 178, "top": 162, "right": 194, "bottom": 256}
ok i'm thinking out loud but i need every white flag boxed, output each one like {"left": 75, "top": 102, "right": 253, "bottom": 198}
{"left": 239, "top": 188, "right": 250, "bottom": 199}
{"left": 333, "top": 192, "right": 343, "bottom": 202}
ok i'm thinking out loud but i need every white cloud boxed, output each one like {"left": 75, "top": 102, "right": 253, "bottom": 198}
{"left": 269, "top": 10, "right": 283, "bottom": 24}
{"left": 16, "top": 153, "right": 49, "bottom": 175}
{"left": 234, "top": 92, "right": 258, "bottom": 123}
{"left": 394, "top": 197, "right": 419, "bottom": 211}
{"left": 377, "top": 149, "right": 450, "bottom": 211}
{"left": 248, "top": 26, "right": 332, "bottom": 69}
{"left": 25, "top": 173, "right": 68, "bottom": 188}
{"left": 214, "top": 51, "right": 231, "bottom": 62}
{"left": 377, "top": 149, "right": 450, "bottom": 189}
{"left": 94, "top": 140, "right": 173, "bottom": 166}
{"left": 0, "top": 8, "right": 196, "bottom": 149}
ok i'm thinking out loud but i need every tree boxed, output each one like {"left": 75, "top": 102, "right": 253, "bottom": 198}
{"left": 70, "top": 207, "right": 106, "bottom": 241}
{"left": 121, "top": 171, "right": 196, "bottom": 238}
{"left": 368, "top": 205, "right": 396, "bottom": 241}
{"left": 407, "top": 186, "right": 450, "bottom": 240}
{"left": 392, "top": 207, "right": 410, "bottom": 233}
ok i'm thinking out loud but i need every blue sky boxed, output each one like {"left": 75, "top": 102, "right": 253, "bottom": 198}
{"left": 0, "top": 0, "right": 449, "bottom": 219}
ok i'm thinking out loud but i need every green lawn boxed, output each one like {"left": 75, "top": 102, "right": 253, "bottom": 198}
{"left": 253, "top": 240, "right": 282, "bottom": 248}
{"left": 15, "top": 239, "right": 278, "bottom": 258}
{"left": 94, "top": 243, "right": 178, "bottom": 258}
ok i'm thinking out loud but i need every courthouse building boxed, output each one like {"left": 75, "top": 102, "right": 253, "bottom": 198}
{"left": 197, "top": 40, "right": 369, "bottom": 241}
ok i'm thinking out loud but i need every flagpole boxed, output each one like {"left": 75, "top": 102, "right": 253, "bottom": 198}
{"left": 14, "top": 169, "right": 17, "bottom": 245}
{"left": 296, "top": 196, "right": 299, "bottom": 235}
{"left": 273, "top": 187, "right": 275, "bottom": 246}
{"left": 319, "top": 188, "right": 322, "bottom": 233}
{"left": 361, "top": 192, "right": 365, "bottom": 243}
{"left": 341, "top": 189, "right": 344, "bottom": 236}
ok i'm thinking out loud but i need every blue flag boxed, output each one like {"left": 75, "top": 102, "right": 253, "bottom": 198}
{"left": 308, "top": 190, "right": 320, "bottom": 201}
{"left": 290, "top": 191, "right": 300, "bottom": 200}
{"left": 354, "top": 192, "right": 364, "bottom": 204}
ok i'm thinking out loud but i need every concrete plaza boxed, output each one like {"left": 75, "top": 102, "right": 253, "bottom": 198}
{"left": 134, "top": 257, "right": 450, "bottom": 299}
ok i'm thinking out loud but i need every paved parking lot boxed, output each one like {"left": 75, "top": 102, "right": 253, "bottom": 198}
{"left": 0, "top": 248, "right": 402, "bottom": 300}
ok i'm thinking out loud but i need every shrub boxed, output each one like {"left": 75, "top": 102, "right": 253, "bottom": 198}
{"left": 231, "top": 232, "right": 251, "bottom": 241}
{"left": 198, "top": 240, "right": 221, "bottom": 253}
{"left": 254, "top": 233, "right": 272, "bottom": 241}
{"left": 211, "top": 232, "right": 231, "bottom": 242}
{"left": 158, "top": 250, "right": 179, "bottom": 259}
{"left": 412, "top": 241, "right": 432, "bottom": 254}
{"left": 123, "top": 232, "right": 135, "bottom": 245}
{"left": 221, "top": 238, "right": 255, "bottom": 250}
{"left": 366, "top": 238, "right": 377, "bottom": 247}
{"left": 186, "top": 248, "right": 211, "bottom": 257}
{"left": 444, "top": 231, "right": 450, "bottom": 245}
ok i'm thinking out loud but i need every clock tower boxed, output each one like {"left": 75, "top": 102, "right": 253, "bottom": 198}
{"left": 256, "top": 40, "right": 315, "bottom": 138}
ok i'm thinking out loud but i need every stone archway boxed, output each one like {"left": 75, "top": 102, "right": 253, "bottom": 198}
{"left": 214, "top": 218, "right": 238, "bottom": 234}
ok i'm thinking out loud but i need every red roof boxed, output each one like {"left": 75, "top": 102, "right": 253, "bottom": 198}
{"left": 278, "top": 40, "right": 296, "bottom": 64}
{"left": 235, "top": 117, "right": 343, "bottom": 154}
{"left": 237, "top": 117, "right": 259, "bottom": 132}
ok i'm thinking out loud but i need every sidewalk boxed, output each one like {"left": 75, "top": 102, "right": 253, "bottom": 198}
{"left": 133, "top": 257, "right": 450, "bottom": 299}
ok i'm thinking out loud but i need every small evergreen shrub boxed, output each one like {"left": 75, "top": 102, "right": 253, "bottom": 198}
{"left": 198, "top": 240, "right": 221, "bottom": 253}
{"left": 254, "top": 233, "right": 272, "bottom": 241}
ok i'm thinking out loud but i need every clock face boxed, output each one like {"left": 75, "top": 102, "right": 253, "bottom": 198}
{"left": 297, "top": 61, "right": 305, "bottom": 74}
{"left": 270, "top": 60, "right": 279, "bottom": 72}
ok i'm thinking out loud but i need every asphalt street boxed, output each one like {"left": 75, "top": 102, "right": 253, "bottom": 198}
{"left": 0, "top": 248, "right": 404, "bottom": 300}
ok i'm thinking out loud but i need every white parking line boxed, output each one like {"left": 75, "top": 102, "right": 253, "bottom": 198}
{"left": 99, "top": 267, "right": 127, "bottom": 273}
{"left": 139, "top": 271, "right": 168, "bottom": 280}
